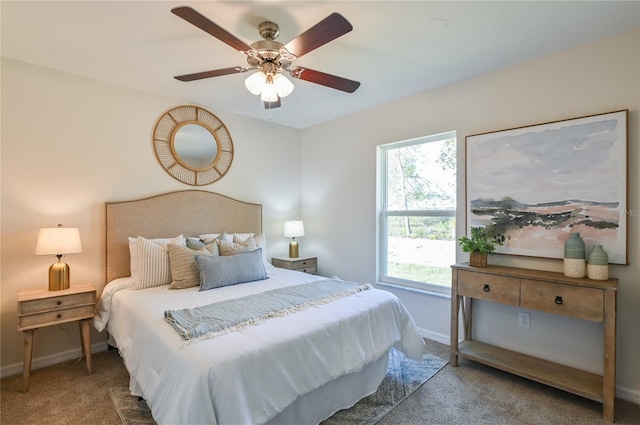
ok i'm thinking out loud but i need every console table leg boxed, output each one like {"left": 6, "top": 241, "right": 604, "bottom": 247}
{"left": 603, "top": 290, "right": 616, "bottom": 422}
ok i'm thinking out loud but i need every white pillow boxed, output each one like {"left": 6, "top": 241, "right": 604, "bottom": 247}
{"left": 131, "top": 234, "right": 185, "bottom": 290}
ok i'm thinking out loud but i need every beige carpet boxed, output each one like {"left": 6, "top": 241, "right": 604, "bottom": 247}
{"left": 2, "top": 341, "right": 639, "bottom": 424}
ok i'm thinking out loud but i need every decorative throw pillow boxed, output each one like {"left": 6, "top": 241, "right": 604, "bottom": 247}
{"left": 186, "top": 237, "right": 206, "bottom": 250}
{"left": 198, "top": 232, "right": 227, "bottom": 244}
{"left": 133, "top": 234, "right": 185, "bottom": 290}
{"left": 234, "top": 233, "right": 268, "bottom": 265}
{"left": 129, "top": 235, "right": 185, "bottom": 282}
{"left": 232, "top": 233, "right": 255, "bottom": 243}
{"left": 167, "top": 243, "right": 218, "bottom": 290}
{"left": 196, "top": 248, "right": 268, "bottom": 290}
{"left": 217, "top": 236, "right": 258, "bottom": 256}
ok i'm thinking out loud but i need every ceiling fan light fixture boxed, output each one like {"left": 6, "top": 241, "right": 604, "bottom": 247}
{"left": 260, "top": 83, "right": 279, "bottom": 102}
{"left": 245, "top": 72, "right": 266, "bottom": 95}
{"left": 273, "top": 73, "right": 294, "bottom": 98}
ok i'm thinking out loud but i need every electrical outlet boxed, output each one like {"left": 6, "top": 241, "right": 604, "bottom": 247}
{"left": 518, "top": 312, "right": 531, "bottom": 329}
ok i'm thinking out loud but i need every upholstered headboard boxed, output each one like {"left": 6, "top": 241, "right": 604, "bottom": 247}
{"left": 105, "top": 190, "right": 262, "bottom": 284}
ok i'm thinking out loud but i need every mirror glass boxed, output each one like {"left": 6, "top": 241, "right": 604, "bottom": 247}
{"left": 173, "top": 124, "right": 218, "bottom": 169}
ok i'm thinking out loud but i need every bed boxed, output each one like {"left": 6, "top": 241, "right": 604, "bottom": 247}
{"left": 95, "top": 190, "right": 426, "bottom": 425}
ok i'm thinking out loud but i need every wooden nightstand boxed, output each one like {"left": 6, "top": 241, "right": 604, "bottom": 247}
{"left": 17, "top": 283, "right": 96, "bottom": 392}
{"left": 271, "top": 256, "right": 317, "bottom": 274}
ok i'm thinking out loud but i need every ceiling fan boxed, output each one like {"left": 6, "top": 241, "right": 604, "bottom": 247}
{"left": 171, "top": 6, "right": 361, "bottom": 108}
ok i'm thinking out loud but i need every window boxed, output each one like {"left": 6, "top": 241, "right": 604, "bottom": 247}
{"left": 377, "top": 132, "right": 456, "bottom": 293}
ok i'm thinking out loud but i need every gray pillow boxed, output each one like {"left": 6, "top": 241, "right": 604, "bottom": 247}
{"left": 186, "top": 237, "right": 206, "bottom": 250}
{"left": 196, "top": 248, "right": 268, "bottom": 291}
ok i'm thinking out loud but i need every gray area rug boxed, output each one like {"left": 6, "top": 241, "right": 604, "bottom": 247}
{"left": 109, "top": 348, "right": 447, "bottom": 425}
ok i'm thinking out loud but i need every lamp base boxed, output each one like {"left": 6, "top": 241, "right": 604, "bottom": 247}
{"left": 49, "top": 260, "right": 70, "bottom": 291}
{"left": 289, "top": 241, "right": 299, "bottom": 258}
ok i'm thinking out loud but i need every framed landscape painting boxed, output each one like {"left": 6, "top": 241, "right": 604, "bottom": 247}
{"left": 465, "top": 110, "right": 628, "bottom": 264}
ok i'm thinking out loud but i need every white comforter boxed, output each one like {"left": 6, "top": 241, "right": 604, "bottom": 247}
{"left": 95, "top": 267, "right": 426, "bottom": 425}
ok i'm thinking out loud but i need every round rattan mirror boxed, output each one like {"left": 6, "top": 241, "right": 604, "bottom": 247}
{"left": 153, "top": 105, "right": 234, "bottom": 185}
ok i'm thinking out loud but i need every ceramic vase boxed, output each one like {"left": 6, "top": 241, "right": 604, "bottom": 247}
{"left": 587, "top": 244, "right": 609, "bottom": 280}
{"left": 563, "top": 232, "right": 585, "bottom": 278}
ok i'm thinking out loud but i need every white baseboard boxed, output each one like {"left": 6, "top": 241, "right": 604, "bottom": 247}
{"left": 418, "top": 327, "right": 450, "bottom": 346}
{"left": 0, "top": 340, "right": 109, "bottom": 379}
{"left": 617, "top": 385, "right": 640, "bottom": 405}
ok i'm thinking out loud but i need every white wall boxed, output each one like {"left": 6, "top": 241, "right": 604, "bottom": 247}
{"left": 0, "top": 58, "right": 301, "bottom": 369}
{"left": 300, "top": 30, "right": 640, "bottom": 400}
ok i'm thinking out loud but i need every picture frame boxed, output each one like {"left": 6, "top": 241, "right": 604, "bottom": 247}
{"left": 465, "top": 110, "right": 628, "bottom": 264}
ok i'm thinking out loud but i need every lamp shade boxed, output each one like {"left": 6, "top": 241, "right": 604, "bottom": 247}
{"left": 273, "top": 73, "right": 294, "bottom": 98}
{"left": 245, "top": 72, "right": 266, "bottom": 95}
{"left": 284, "top": 220, "right": 305, "bottom": 238}
{"left": 260, "top": 83, "right": 279, "bottom": 102}
{"left": 35, "top": 226, "right": 82, "bottom": 255}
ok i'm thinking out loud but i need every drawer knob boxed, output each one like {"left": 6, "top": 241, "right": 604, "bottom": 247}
{"left": 57, "top": 313, "right": 62, "bottom": 319}
{"left": 483, "top": 284, "right": 490, "bottom": 292}
{"left": 57, "top": 300, "right": 62, "bottom": 306}
{"left": 302, "top": 262, "right": 307, "bottom": 265}
{"left": 555, "top": 296, "right": 563, "bottom": 305}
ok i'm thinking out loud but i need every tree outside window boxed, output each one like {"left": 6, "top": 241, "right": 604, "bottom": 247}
{"left": 378, "top": 132, "right": 456, "bottom": 292}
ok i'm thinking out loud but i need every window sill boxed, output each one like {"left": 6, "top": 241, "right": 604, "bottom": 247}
{"left": 375, "top": 281, "right": 451, "bottom": 300}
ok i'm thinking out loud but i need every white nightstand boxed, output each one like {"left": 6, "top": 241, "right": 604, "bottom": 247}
{"left": 17, "top": 283, "right": 96, "bottom": 392}
{"left": 271, "top": 256, "right": 317, "bottom": 275}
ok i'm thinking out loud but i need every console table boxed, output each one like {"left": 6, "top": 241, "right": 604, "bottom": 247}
{"left": 450, "top": 263, "right": 617, "bottom": 422}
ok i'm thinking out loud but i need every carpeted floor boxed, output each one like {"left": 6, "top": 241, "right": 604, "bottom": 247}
{"left": 2, "top": 340, "right": 639, "bottom": 424}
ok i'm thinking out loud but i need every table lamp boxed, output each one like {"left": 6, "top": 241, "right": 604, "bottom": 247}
{"left": 284, "top": 219, "right": 305, "bottom": 258}
{"left": 35, "top": 224, "right": 83, "bottom": 290}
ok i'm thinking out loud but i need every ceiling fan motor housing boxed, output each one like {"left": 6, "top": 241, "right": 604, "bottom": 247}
{"left": 258, "top": 21, "right": 279, "bottom": 40}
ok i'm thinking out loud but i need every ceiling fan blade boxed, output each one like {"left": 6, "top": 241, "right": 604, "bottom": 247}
{"left": 264, "top": 98, "right": 282, "bottom": 109}
{"left": 289, "top": 67, "right": 360, "bottom": 93}
{"left": 283, "top": 13, "right": 353, "bottom": 58}
{"left": 175, "top": 67, "right": 249, "bottom": 82}
{"left": 172, "top": 6, "right": 253, "bottom": 53}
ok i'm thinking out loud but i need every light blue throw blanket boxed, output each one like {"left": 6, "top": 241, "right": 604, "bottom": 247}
{"left": 165, "top": 278, "right": 372, "bottom": 342}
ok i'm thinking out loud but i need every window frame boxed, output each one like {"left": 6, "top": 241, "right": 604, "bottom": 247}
{"left": 376, "top": 131, "right": 456, "bottom": 294}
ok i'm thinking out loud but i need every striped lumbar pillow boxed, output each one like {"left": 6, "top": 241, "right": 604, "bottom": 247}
{"left": 133, "top": 234, "right": 184, "bottom": 290}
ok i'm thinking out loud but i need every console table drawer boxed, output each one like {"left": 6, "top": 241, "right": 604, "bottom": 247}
{"left": 520, "top": 279, "right": 603, "bottom": 322}
{"left": 457, "top": 270, "right": 520, "bottom": 305}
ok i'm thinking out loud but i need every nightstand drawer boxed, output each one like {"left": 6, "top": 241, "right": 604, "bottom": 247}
{"left": 19, "top": 292, "right": 95, "bottom": 315}
{"left": 271, "top": 257, "right": 317, "bottom": 274}
{"left": 457, "top": 270, "right": 520, "bottom": 305}
{"left": 296, "top": 266, "right": 317, "bottom": 274}
{"left": 520, "top": 279, "right": 603, "bottom": 322}
{"left": 18, "top": 305, "right": 95, "bottom": 330}
{"left": 289, "top": 258, "right": 317, "bottom": 269}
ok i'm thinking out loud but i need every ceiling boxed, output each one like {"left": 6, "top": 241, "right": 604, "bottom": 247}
{"left": 2, "top": 1, "right": 639, "bottom": 129}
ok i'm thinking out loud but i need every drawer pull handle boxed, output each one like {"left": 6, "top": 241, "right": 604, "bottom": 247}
{"left": 555, "top": 296, "right": 563, "bottom": 305}
{"left": 57, "top": 313, "right": 62, "bottom": 319}
{"left": 57, "top": 300, "right": 62, "bottom": 306}
{"left": 302, "top": 262, "right": 307, "bottom": 265}
{"left": 483, "top": 284, "right": 490, "bottom": 292}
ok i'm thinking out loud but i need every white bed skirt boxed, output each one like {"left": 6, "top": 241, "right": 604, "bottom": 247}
{"left": 266, "top": 352, "right": 390, "bottom": 425}
{"left": 126, "top": 349, "right": 389, "bottom": 425}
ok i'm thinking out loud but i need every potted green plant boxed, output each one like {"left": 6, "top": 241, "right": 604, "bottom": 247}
{"left": 458, "top": 226, "right": 503, "bottom": 267}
